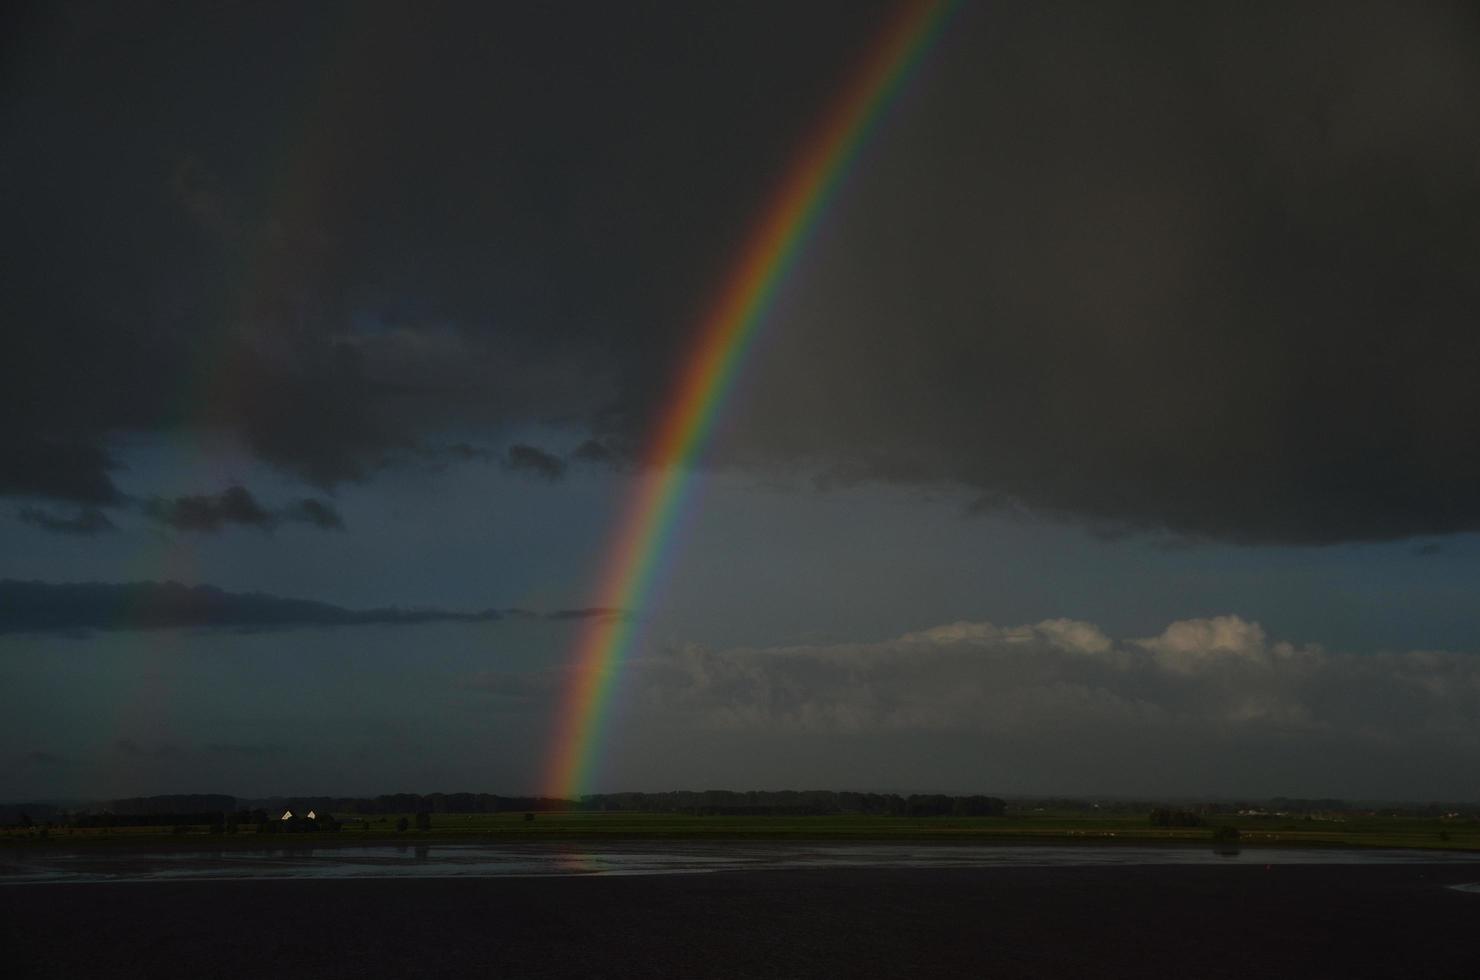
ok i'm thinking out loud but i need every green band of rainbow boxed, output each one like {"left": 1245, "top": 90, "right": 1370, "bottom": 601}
{"left": 542, "top": 0, "right": 958, "bottom": 800}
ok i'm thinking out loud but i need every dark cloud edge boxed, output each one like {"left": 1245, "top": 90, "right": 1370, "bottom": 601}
{"left": 140, "top": 486, "right": 346, "bottom": 533}
{"left": 10, "top": 482, "right": 347, "bottom": 536}
{"left": 0, "top": 579, "right": 621, "bottom": 635}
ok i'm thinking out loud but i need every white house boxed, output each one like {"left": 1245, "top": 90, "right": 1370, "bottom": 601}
{"left": 280, "top": 809, "right": 294, "bottom": 821}
{"left": 306, "top": 810, "right": 318, "bottom": 821}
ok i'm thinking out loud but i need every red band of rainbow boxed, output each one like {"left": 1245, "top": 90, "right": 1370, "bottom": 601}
{"left": 542, "top": 0, "right": 959, "bottom": 800}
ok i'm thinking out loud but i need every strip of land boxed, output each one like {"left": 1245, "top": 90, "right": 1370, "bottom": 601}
{"left": 5, "top": 809, "right": 1478, "bottom": 852}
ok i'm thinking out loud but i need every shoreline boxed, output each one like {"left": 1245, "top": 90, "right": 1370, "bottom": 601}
{"left": 6, "top": 836, "right": 1480, "bottom": 890}
{"left": 4, "top": 828, "right": 1477, "bottom": 854}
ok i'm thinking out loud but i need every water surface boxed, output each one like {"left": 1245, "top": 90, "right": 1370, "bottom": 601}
{"left": 5, "top": 840, "right": 1479, "bottom": 885}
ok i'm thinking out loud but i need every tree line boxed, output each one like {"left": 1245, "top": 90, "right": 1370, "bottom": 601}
{"left": 584, "top": 790, "right": 1007, "bottom": 817}
{"left": 10, "top": 790, "right": 1015, "bottom": 827}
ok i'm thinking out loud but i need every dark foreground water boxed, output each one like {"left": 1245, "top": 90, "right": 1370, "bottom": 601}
{"left": 4, "top": 839, "right": 1480, "bottom": 884}
{"left": 4, "top": 846, "right": 1479, "bottom": 978}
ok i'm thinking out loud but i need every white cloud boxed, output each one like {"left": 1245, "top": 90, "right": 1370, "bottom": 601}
{"left": 627, "top": 616, "right": 1480, "bottom": 746}
{"left": 456, "top": 615, "right": 1480, "bottom": 796}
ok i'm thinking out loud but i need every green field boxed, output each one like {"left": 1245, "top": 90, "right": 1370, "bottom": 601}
{"left": 7, "top": 808, "right": 1478, "bottom": 852}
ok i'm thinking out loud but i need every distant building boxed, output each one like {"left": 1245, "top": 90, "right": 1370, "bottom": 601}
{"left": 280, "top": 810, "right": 294, "bottom": 821}
{"left": 306, "top": 810, "right": 318, "bottom": 821}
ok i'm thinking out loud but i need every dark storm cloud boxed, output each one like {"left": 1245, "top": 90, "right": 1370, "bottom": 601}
{"left": 144, "top": 486, "right": 274, "bottom": 532}
{"left": 0, "top": 0, "right": 879, "bottom": 501}
{"left": 0, "top": 439, "right": 124, "bottom": 505}
{"left": 711, "top": 1, "right": 1480, "bottom": 544}
{"left": 503, "top": 444, "right": 567, "bottom": 482}
{"left": 572, "top": 439, "right": 617, "bottom": 465}
{"left": 142, "top": 486, "right": 344, "bottom": 532}
{"left": 17, "top": 505, "right": 116, "bottom": 536}
{"left": 5, "top": 2, "right": 1480, "bottom": 544}
{"left": 445, "top": 442, "right": 497, "bottom": 463}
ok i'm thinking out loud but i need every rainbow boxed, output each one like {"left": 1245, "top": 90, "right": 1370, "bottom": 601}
{"left": 542, "top": 0, "right": 959, "bottom": 800}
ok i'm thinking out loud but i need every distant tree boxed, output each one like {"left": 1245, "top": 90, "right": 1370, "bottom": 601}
{"left": 396, "top": 817, "right": 409, "bottom": 832}
{"left": 1150, "top": 808, "right": 1204, "bottom": 828}
{"left": 954, "top": 796, "right": 1007, "bottom": 817}
{"left": 415, "top": 811, "right": 431, "bottom": 832}
{"left": 905, "top": 795, "right": 954, "bottom": 817}
{"left": 1212, "top": 825, "right": 1241, "bottom": 841}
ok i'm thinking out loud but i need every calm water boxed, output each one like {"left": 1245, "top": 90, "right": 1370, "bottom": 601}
{"left": 5, "top": 841, "right": 1480, "bottom": 885}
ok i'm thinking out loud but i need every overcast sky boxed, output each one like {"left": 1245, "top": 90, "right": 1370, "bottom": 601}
{"left": 5, "top": 0, "right": 1480, "bottom": 802}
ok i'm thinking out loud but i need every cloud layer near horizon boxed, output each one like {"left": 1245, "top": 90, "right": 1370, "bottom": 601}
{"left": 5, "top": 3, "right": 1480, "bottom": 543}
{"left": 0, "top": 579, "right": 616, "bottom": 634}
{"left": 624, "top": 616, "right": 1480, "bottom": 743}
{"left": 464, "top": 614, "right": 1480, "bottom": 797}
{"left": 7, "top": 611, "right": 1479, "bottom": 800}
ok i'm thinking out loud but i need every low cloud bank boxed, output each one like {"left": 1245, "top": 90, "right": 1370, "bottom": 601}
{"left": 463, "top": 614, "right": 1480, "bottom": 797}
{"left": 0, "top": 580, "right": 616, "bottom": 633}
{"left": 628, "top": 616, "right": 1480, "bottom": 745}
{"left": 142, "top": 486, "right": 345, "bottom": 533}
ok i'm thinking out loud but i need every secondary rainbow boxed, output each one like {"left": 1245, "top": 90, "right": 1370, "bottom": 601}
{"left": 542, "top": 0, "right": 958, "bottom": 801}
